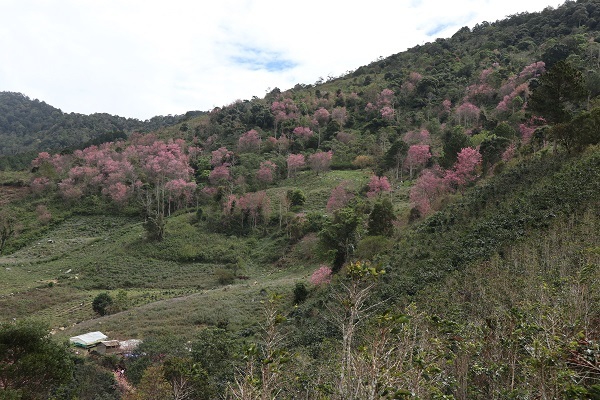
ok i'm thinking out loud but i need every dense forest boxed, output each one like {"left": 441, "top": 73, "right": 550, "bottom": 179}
{"left": 1, "top": 0, "right": 600, "bottom": 399}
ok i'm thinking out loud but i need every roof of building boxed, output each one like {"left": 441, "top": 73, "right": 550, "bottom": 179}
{"left": 69, "top": 331, "right": 108, "bottom": 347}
{"left": 99, "top": 340, "right": 120, "bottom": 347}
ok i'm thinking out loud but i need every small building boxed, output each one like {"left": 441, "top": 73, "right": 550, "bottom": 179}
{"left": 69, "top": 331, "right": 108, "bottom": 349}
{"left": 96, "top": 340, "right": 121, "bottom": 355}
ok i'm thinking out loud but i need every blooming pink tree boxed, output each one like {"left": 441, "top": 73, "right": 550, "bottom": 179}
{"left": 409, "top": 168, "right": 448, "bottom": 216}
{"left": 293, "top": 126, "right": 314, "bottom": 140}
{"left": 308, "top": 150, "right": 333, "bottom": 175}
{"left": 456, "top": 102, "right": 480, "bottom": 126}
{"left": 287, "top": 154, "right": 305, "bottom": 178}
{"left": 377, "top": 89, "right": 395, "bottom": 107}
{"left": 403, "top": 129, "right": 431, "bottom": 145}
{"left": 366, "top": 175, "right": 392, "bottom": 198}
{"left": 380, "top": 106, "right": 395, "bottom": 120}
{"left": 518, "top": 61, "right": 545, "bottom": 80}
{"left": 444, "top": 147, "right": 482, "bottom": 190}
{"left": 209, "top": 165, "right": 230, "bottom": 185}
{"left": 313, "top": 107, "right": 330, "bottom": 147}
{"left": 400, "top": 73, "right": 422, "bottom": 95}
{"left": 271, "top": 98, "right": 298, "bottom": 136}
{"left": 30, "top": 177, "right": 52, "bottom": 195}
{"left": 165, "top": 179, "right": 197, "bottom": 209}
{"left": 519, "top": 116, "right": 546, "bottom": 145}
{"left": 256, "top": 161, "right": 277, "bottom": 184}
{"left": 211, "top": 147, "right": 234, "bottom": 167}
{"left": 238, "top": 129, "right": 262, "bottom": 153}
{"left": 237, "top": 191, "right": 271, "bottom": 229}
{"left": 331, "top": 107, "right": 348, "bottom": 127}
{"left": 31, "top": 136, "right": 197, "bottom": 240}
{"left": 326, "top": 181, "right": 354, "bottom": 213}
{"left": 442, "top": 99, "right": 452, "bottom": 113}
{"left": 310, "top": 265, "right": 332, "bottom": 286}
{"left": 404, "top": 145, "right": 431, "bottom": 179}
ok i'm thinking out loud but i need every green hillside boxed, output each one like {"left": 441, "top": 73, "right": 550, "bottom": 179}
{"left": 1, "top": 1, "right": 600, "bottom": 398}
{"left": 0, "top": 91, "right": 205, "bottom": 170}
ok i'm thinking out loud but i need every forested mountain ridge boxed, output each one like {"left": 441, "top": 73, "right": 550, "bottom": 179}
{"left": 1, "top": 0, "right": 600, "bottom": 399}
{"left": 0, "top": 91, "right": 204, "bottom": 169}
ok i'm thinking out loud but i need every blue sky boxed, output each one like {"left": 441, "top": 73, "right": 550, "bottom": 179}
{"left": 0, "top": 0, "right": 555, "bottom": 120}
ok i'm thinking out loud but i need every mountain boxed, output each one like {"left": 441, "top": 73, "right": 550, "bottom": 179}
{"left": 0, "top": 91, "right": 205, "bottom": 169}
{"left": 1, "top": 1, "right": 600, "bottom": 398}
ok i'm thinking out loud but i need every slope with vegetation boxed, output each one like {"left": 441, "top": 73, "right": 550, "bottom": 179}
{"left": 0, "top": 91, "right": 204, "bottom": 170}
{"left": 1, "top": 0, "right": 600, "bottom": 398}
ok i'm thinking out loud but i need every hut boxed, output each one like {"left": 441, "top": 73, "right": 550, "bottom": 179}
{"left": 69, "top": 331, "right": 108, "bottom": 349}
{"left": 96, "top": 340, "right": 121, "bottom": 355}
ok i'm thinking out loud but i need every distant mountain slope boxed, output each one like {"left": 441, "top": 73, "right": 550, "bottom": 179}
{"left": 0, "top": 91, "right": 204, "bottom": 162}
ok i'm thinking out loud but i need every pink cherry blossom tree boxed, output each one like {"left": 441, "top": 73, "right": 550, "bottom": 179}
{"left": 403, "top": 129, "right": 431, "bottom": 145}
{"left": 409, "top": 168, "right": 448, "bottom": 216}
{"left": 366, "top": 175, "right": 392, "bottom": 198}
{"left": 256, "top": 161, "right": 277, "bottom": 185}
{"left": 308, "top": 151, "right": 333, "bottom": 175}
{"left": 287, "top": 154, "right": 305, "bottom": 178}
{"left": 293, "top": 126, "right": 314, "bottom": 140}
{"left": 331, "top": 107, "right": 348, "bottom": 127}
{"left": 404, "top": 145, "right": 431, "bottom": 179}
{"left": 456, "top": 102, "right": 480, "bottom": 126}
{"left": 444, "top": 147, "right": 482, "bottom": 190}
{"left": 209, "top": 165, "right": 231, "bottom": 185}
{"left": 211, "top": 147, "right": 234, "bottom": 167}
{"left": 237, "top": 191, "right": 271, "bottom": 229}
{"left": 380, "top": 107, "right": 395, "bottom": 120}
{"left": 326, "top": 181, "right": 354, "bottom": 213}
{"left": 238, "top": 129, "right": 262, "bottom": 153}
{"left": 310, "top": 265, "right": 332, "bottom": 286}
{"left": 313, "top": 107, "right": 330, "bottom": 147}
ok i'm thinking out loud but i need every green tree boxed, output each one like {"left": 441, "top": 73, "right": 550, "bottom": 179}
{"left": 191, "top": 327, "right": 237, "bottom": 397}
{"left": 54, "top": 359, "right": 119, "bottom": 400}
{"left": 0, "top": 210, "right": 20, "bottom": 255}
{"left": 319, "top": 207, "right": 361, "bottom": 272}
{"left": 92, "top": 292, "right": 113, "bottom": 316}
{"left": 528, "top": 60, "right": 586, "bottom": 124}
{"left": 440, "top": 127, "right": 471, "bottom": 168}
{"left": 163, "top": 356, "right": 210, "bottom": 400}
{"left": 382, "top": 140, "right": 409, "bottom": 179}
{"left": 0, "top": 320, "right": 74, "bottom": 399}
{"left": 286, "top": 188, "right": 306, "bottom": 207}
{"left": 367, "top": 198, "right": 395, "bottom": 237}
{"left": 552, "top": 107, "right": 600, "bottom": 152}
{"left": 479, "top": 135, "right": 511, "bottom": 172}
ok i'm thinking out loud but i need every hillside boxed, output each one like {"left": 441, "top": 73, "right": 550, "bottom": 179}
{"left": 1, "top": 0, "right": 600, "bottom": 399}
{"left": 0, "top": 91, "right": 205, "bottom": 169}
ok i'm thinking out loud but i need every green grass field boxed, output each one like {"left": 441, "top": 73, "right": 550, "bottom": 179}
{"left": 0, "top": 167, "right": 387, "bottom": 342}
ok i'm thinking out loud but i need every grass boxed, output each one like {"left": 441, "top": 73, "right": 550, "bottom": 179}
{"left": 0, "top": 165, "right": 411, "bottom": 343}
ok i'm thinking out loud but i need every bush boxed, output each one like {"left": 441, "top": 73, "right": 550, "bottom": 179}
{"left": 215, "top": 269, "right": 235, "bottom": 285}
{"left": 287, "top": 189, "right": 306, "bottom": 207}
{"left": 293, "top": 282, "right": 309, "bottom": 304}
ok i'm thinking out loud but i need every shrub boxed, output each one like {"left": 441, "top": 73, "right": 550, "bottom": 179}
{"left": 215, "top": 269, "right": 235, "bottom": 285}
{"left": 287, "top": 189, "right": 306, "bottom": 207}
{"left": 293, "top": 282, "right": 309, "bottom": 304}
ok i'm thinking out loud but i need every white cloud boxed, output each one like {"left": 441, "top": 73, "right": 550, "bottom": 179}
{"left": 0, "top": 0, "right": 554, "bottom": 119}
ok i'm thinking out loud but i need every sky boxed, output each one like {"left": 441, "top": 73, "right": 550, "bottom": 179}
{"left": 0, "top": 0, "right": 558, "bottom": 120}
